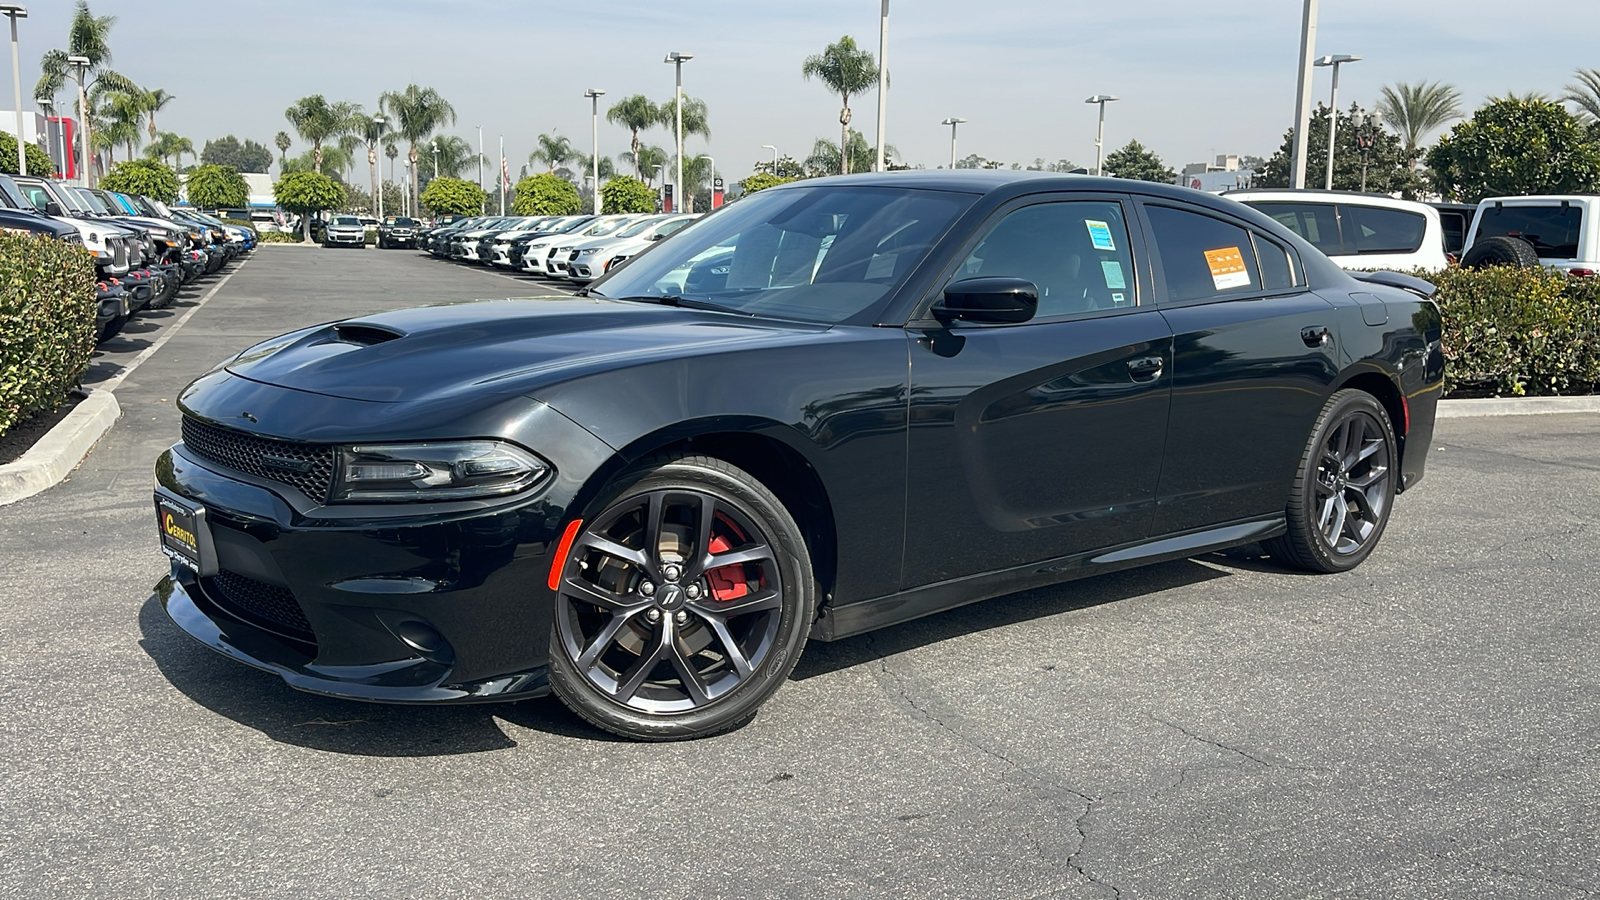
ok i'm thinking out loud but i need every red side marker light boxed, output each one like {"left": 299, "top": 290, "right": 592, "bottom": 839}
{"left": 547, "top": 519, "right": 584, "bottom": 591}
{"left": 1567, "top": 269, "right": 1595, "bottom": 278}
{"left": 1401, "top": 394, "right": 1410, "bottom": 436}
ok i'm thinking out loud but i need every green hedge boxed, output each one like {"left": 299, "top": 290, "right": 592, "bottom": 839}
{"left": 1423, "top": 267, "right": 1600, "bottom": 398}
{"left": 0, "top": 233, "right": 98, "bottom": 437}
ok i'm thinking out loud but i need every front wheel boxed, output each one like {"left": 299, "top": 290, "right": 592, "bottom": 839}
{"left": 548, "top": 455, "right": 815, "bottom": 741}
{"left": 1266, "top": 390, "right": 1397, "bottom": 573}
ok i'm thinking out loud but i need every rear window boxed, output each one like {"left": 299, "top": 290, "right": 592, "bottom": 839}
{"left": 1474, "top": 205, "right": 1583, "bottom": 259}
{"left": 1342, "top": 205, "right": 1425, "bottom": 255}
{"left": 1247, "top": 201, "right": 1344, "bottom": 256}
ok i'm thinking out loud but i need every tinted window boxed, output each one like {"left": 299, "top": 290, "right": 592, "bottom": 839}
{"left": 1475, "top": 205, "right": 1583, "bottom": 259}
{"left": 594, "top": 185, "right": 973, "bottom": 324}
{"left": 957, "top": 200, "right": 1138, "bottom": 318}
{"left": 1145, "top": 205, "right": 1264, "bottom": 303}
{"left": 1245, "top": 201, "right": 1344, "bottom": 256}
{"left": 1253, "top": 234, "right": 1295, "bottom": 290}
{"left": 1342, "top": 205, "right": 1425, "bottom": 254}
{"left": 1436, "top": 210, "right": 1468, "bottom": 255}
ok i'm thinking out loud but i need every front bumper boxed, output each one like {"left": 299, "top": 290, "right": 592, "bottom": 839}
{"left": 325, "top": 232, "right": 365, "bottom": 246}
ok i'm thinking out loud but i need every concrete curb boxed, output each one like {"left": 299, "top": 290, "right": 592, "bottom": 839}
{"left": 1437, "top": 396, "right": 1600, "bottom": 418}
{"left": 0, "top": 390, "right": 122, "bottom": 506}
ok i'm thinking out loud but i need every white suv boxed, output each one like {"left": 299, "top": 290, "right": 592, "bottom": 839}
{"left": 1227, "top": 190, "right": 1450, "bottom": 272}
{"left": 1461, "top": 196, "right": 1600, "bottom": 277}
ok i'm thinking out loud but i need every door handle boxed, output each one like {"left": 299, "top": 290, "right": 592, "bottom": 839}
{"left": 1301, "top": 326, "right": 1331, "bottom": 348}
{"left": 1127, "top": 356, "right": 1164, "bottom": 382}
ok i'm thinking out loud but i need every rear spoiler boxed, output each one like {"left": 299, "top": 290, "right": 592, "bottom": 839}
{"left": 1352, "top": 270, "right": 1437, "bottom": 299}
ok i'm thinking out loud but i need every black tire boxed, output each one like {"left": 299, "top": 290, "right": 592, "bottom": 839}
{"left": 1461, "top": 235, "right": 1540, "bottom": 270}
{"left": 1266, "top": 389, "right": 1397, "bottom": 573}
{"left": 548, "top": 454, "right": 816, "bottom": 741}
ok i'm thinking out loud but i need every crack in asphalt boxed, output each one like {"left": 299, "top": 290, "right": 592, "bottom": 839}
{"left": 871, "top": 644, "right": 1123, "bottom": 898}
{"left": 1151, "top": 716, "right": 1314, "bottom": 771}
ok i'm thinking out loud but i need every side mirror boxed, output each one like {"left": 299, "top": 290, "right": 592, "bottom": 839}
{"left": 43, "top": 200, "right": 64, "bottom": 217}
{"left": 651, "top": 233, "right": 668, "bottom": 241}
{"left": 932, "top": 277, "right": 1039, "bottom": 325}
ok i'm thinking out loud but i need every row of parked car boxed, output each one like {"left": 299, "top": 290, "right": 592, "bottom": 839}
{"left": 0, "top": 177, "right": 256, "bottom": 341}
{"left": 1226, "top": 189, "right": 1600, "bottom": 277}
{"left": 404, "top": 212, "right": 700, "bottom": 283}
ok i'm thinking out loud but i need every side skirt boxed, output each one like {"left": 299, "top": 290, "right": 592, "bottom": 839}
{"left": 811, "top": 516, "right": 1285, "bottom": 642}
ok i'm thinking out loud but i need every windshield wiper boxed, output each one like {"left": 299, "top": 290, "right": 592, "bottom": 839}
{"left": 608, "top": 295, "right": 750, "bottom": 316}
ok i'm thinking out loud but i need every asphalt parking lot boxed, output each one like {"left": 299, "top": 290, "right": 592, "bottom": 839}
{"left": 3, "top": 246, "right": 1598, "bottom": 898}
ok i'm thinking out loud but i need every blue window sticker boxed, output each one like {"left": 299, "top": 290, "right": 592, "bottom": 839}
{"left": 1101, "top": 260, "right": 1127, "bottom": 290}
{"left": 1086, "top": 220, "right": 1117, "bottom": 251}
{"left": 1111, "top": 292, "right": 1127, "bottom": 306}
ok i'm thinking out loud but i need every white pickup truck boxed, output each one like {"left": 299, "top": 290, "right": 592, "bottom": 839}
{"left": 1460, "top": 195, "right": 1600, "bottom": 277}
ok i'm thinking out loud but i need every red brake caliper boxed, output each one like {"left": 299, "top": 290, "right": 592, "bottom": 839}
{"left": 706, "top": 534, "right": 749, "bottom": 602}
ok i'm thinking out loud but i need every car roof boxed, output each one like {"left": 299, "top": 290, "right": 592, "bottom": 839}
{"left": 1474, "top": 195, "right": 1599, "bottom": 206}
{"left": 1224, "top": 189, "right": 1436, "bottom": 214}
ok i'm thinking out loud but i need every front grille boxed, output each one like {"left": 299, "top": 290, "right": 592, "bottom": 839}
{"left": 209, "top": 569, "right": 315, "bottom": 642}
{"left": 181, "top": 416, "right": 337, "bottom": 501}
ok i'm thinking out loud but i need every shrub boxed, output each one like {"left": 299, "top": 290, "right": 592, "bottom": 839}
{"left": 274, "top": 172, "right": 344, "bottom": 242}
{"left": 0, "top": 233, "right": 98, "bottom": 437}
{"left": 421, "top": 177, "right": 487, "bottom": 216}
{"left": 513, "top": 173, "right": 580, "bottom": 215}
{"left": 0, "top": 132, "right": 55, "bottom": 177}
{"left": 186, "top": 164, "right": 250, "bottom": 210}
{"left": 738, "top": 173, "right": 795, "bottom": 194}
{"left": 258, "top": 231, "right": 300, "bottom": 244}
{"left": 100, "top": 159, "right": 181, "bottom": 204}
{"left": 600, "top": 176, "right": 656, "bottom": 214}
{"left": 1420, "top": 266, "right": 1600, "bottom": 397}
{"left": 1428, "top": 99, "right": 1600, "bottom": 203}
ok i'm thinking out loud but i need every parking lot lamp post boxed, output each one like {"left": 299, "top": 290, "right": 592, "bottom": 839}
{"left": 67, "top": 55, "right": 89, "bottom": 186}
{"left": 36, "top": 94, "right": 52, "bottom": 175}
{"left": 1084, "top": 95, "right": 1118, "bottom": 176}
{"left": 372, "top": 114, "right": 386, "bottom": 220}
{"left": 762, "top": 144, "right": 778, "bottom": 174}
{"left": 1315, "top": 54, "right": 1361, "bottom": 191}
{"left": 1289, "top": 0, "right": 1319, "bottom": 189}
{"left": 431, "top": 141, "right": 439, "bottom": 181}
{"left": 874, "top": 0, "right": 888, "bottom": 172}
{"left": 476, "top": 125, "right": 483, "bottom": 209}
{"left": 940, "top": 117, "right": 965, "bottom": 169}
{"left": 1355, "top": 112, "right": 1380, "bottom": 192}
{"left": 664, "top": 52, "right": 693, "bottom": 217}
{"left": 585, "top": 88, "right": 605, "bottom": 214}
{"left": 0, "top": 3, "right": 25, "bottom": 177}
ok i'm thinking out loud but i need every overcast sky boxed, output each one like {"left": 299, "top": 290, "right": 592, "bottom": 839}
{"left": 13, "top": 0, "right": 1600, "bottom": 180}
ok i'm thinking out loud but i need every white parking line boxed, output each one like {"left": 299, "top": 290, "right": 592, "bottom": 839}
{"left": 95, "top": 257, "right": 250, "bottom": 394}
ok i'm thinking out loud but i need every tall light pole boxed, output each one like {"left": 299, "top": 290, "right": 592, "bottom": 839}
{"left": 372, "top": 113, "right": 386, "bottom": 220}
{"left": 1085, "top": 95, "right": 1119, "bottom": 176}
{"left": 585, "top": 88, "right": 605, "bottom": 215}
{"left": 874, "top": 0, "right": 889, "bottom": 172}
{"left": 664, "top": 51, "right": 693, "bottom": 214}
{"left": 67, "top": 55, "right": 89, "bottom": 186}
{"left": 762, "top": 144, "right": 778, "bottom": 173}
{"left": 36, "top": 94, "right": 53, "bottom": 176}
{"left": 1315, "top": 54, "right": 1361, "bottom": 191}
{"left": 431, "top": 141, "right": 439, "bottom": 180}
{"left": 499, "top": 134, "right": 505, "bottom": 215}
{"left": 476, "top": 124, "right": 484, "bottom": 212}
{"left": 1289, "top": 0, "right": 1319, "bottom": 189}
{"left": 0, "top": 4, "right": 25, "bottom": 177}
{"left": 940, "top": 117, "right": 965, "bottom": 169}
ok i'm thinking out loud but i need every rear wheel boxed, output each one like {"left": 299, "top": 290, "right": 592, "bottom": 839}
{"left": 548, "top": 455, "right": 815, "bottom": 741}
{"left": 1266, "top": 390, "right": 1397, "bottom": 573}
{"left": 1461, "top": 235, "right": 1539, "bottom": 270}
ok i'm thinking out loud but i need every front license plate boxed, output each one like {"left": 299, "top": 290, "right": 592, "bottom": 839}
{"left": 155, "top": 493, "right": 214, "bottom": 575}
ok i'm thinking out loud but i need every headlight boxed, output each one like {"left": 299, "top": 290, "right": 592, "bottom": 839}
{"left": 577, "top": 248, "right": 600, "bottom": 256}
{"left": 332, "top": 441, "right": 549, "bottom": 502}
{"left": 62, "top": 233, "right": 83, "bottom": 246}
{"left": 528, "top": 242, "right": 549, "bottom": 250}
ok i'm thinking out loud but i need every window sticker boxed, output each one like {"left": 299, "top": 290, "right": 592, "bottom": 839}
{"left": 1086, "top": 220, "right": 1117, "bottom": 251}
{"left": 1111, "top": 292, "right": 1127, "bottom": 306}
{"left": 1101, "top": 260, "right": 1127, "bottom": 290}
{"left": 1204, "top": 247, "right": 1251, "bottom": 290}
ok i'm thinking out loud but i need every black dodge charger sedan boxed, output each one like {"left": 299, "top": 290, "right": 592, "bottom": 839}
{"left": 155, "top": 172, "right": 1443, "bottom": 740}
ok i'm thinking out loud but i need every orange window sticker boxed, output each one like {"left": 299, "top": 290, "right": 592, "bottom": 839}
{"left": 1204, "top": 247, "right": 1251, "bottom": 291}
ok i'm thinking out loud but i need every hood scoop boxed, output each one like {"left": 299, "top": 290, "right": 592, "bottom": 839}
{"left": 330, "top": 323, "right": 406, "bottom": 346}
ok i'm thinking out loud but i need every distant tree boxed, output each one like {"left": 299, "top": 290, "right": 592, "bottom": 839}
{"left": 380, "top": 84, "right": 457, "bottom": 217}
{"left": 1428, "top": 98, "right": 1600, "bottom": 202}
{"left": 420, "top": 176, "right": 485, "bottom": 216}
{"left": 1563, "top": 68, "right": 1600, "bottom": 124}
{"left": 739, "top": 173, "right": 796, "bottom": 194}
{"left": 284, "top": 95, "right": 360, "bottom": 175}
{"left": 144, "top": 131, "right": 193, "bottom": 171}
{"left": 529, "top": 133, "right": 575, "bottom": 173}
{"left": 575, "top": 153, "right": 616, "bottom": 180}
{"left": 656, "top": 95, "right": 711, "bottom": 153}
{"left": 274, "top": 130, "right": 292, "bottom": 167}
{"left": 200, "top": 135, "right": 273, "bottom": 173}
{"left": 801, "top": 36, "right": 878, "bottom": 174}
{"left": 599, "top": 175, "right": 657, "bottom": 214}
{"left": 1103, "top": 139, "right": 1176, "bottom": 183}
{"left": 606, "top": 95, "right": 661, "bottom": 179}
{"left": 34, "top": 1, "right": 138, "bottom": 183}
{"left": 141, "top": 88, "right": 175, "bottom": 142}
{"left": 755, "top": 155, "right": 807, "bottom": 179}
{"left": 274, "top": 171, "right": 344, "bottom": 243}
{"left": 1377, "top": 81, "right": 1463, "bottom": 152}
{"left": 1257, "top": 103, "right": 1420, "bottom": 195}
{"left": 620, "top": 144, "right": 669, "bottom": 185}
{"left": 186, "top": 164, "right": 249, "bottom": 210}
{"left": 512, "top": 172, "right": 580, "bottom": 215}
{"left": 806, "top": 129, "right": 892, "bottom": 177}
{"left": 98, "top": 158, "right": 179, "bottom": 202}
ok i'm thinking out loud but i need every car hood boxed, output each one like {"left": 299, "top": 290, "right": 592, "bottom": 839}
{"left": 223, "top": 297, "right": 825, "bottom": 403}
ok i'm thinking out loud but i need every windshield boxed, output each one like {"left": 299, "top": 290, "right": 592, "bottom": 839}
{"left": 70, "top": 188, "right": 111, "bottom": 215}
{"left": 617, "top": 217, "right": 664, "bottom": 239}
{"left": 386, "top": 217, "right": 418, "bottom": 226}
{"left": 96, "top": 190, "right": 135, "bottom": 214}
{"left": 17, "top": 181, "right": 57, "bottom": 214}
{"left": 552, "top": 217, "right": 594, "bottom": 234}
{"left": 591, "top": 184, "right": 975, "bottom": 324}
{"left": 331, "top": 216, "right": 361, "bottom": 227}
{"left": 583, "top": 217, "right": 636, "bottom": 238}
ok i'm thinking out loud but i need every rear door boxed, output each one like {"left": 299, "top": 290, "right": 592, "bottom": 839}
{"left": 903, "top": 194, "right": 1174, "bottom": 585}
{"left": 1136, "top": 200, "right": 1340, "bottom": 536}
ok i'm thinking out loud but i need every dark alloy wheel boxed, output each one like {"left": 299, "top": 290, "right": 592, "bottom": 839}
{"left": 1267, "top": 390, "right": 1396, "bottom": 573}
{"left": 548, "top": 455, "right": 815, "bottom": 741}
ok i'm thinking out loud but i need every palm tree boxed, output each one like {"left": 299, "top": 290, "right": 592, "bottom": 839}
{"left": 284, "top": 95, "right": 355, "bottom": 175}
{"left": 606, "top": 94, "right": 660, "bottom": 178}
{"left": 145, "top": 131, "right": 191, "bottom": 170}
{"left": 424, "top": 135, "right": 474, "bottom": 180}
{"left": 35, "top": 1, "right": 137, "bottom": 185}
{"left": 380, "top": 84, "right": 457, "bottom": 216}
{"left": 619, "top": 145, "right": 668, "bottom": 185}
{"left": 529, "top": 133, "right": 575, "bottom": 172}
{"left": 801, "top": 35, "right": 879, "bottom": 175}
{"left": 1376, "top": 81, "right": 1464, "bottom": 152}
{"left": 141, "top": 87, "right": 174, "bottom": 141}
{"left": 575, "top": 153, "right": 616, "bottom": 180}
{"left": 274, "top": 130, "right": 292, "bottom": 168}
{"left": 384, "top": 141, "right": 398, "bottom": 192}
{"left": 1562, "top": 69, "right": 1600, "bottom": 124}
{"left": 102, "top": 88, "right": 146, "bottom": 160}
{"left": 656, "top": 95, "right": 711, "bottom": 144}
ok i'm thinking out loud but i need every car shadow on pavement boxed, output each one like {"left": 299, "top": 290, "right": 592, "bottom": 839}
{"left": 792, "top": 558, "right": 1232, "bottom": 680}
{"left": 136, "top": 593, "right": 612, "bottom": 755}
